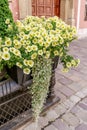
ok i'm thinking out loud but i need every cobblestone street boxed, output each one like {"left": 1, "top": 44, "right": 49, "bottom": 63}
{"left": 17, "top": 37, "right": 87, "bottom": 130}
{"left": 43, "top": 37, "right": 87, "bottom": 130}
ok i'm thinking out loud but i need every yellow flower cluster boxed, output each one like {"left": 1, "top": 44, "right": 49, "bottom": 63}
{"left": 0, "top": 16, "right": 80, "bottom": 74}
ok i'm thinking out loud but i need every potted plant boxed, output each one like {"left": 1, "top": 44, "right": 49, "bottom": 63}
{"left": 0, "top": 14, "right": 80, "bottom": 120}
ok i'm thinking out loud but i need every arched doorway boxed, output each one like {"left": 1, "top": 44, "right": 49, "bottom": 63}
{"left": 32, "top": 0, "right": 60, "bottom": 17}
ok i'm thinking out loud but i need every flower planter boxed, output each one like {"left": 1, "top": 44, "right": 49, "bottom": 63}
{"left": 0, "top": 68, "right": 6, "bottom": 81}
{"left": 6, "top": 66, "right": 33, "bottom": 87}
{"left": 6, "top": 56, "right": 59, "bottom": 88}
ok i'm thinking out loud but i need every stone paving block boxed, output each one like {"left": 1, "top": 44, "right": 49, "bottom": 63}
{"left": 38, "top": 116, "right": 49, "bottom": 128}
{"left": 23, "top": 122, "right": 41, "bottom": 130}
{"left": 68, "top": 81, "right": 86, "bottom": 92}
{"left": 58, "top": 77, "right": 73, "bottom": 85}
{"left": 54, "top": 104, "right": 67, "bottom": 116}
{"left": 63, "top": 99, "right": 75, "bottom": 109}
{"left": 75, "top": 123, "right": 87, "bottom": 130}
{"left": 71, "top": 105, "right": 81, "bottom": 114}
{"left": 58, "top": 86, "right": 75, "bottom": 97}
{"left": 54, "top": 82, "right": 64, "bottom": 89}
{"left": 44, "top": 125, "right": 58, "bottom": 130}
{"left": 46, "top": 110, "right": 58, "bottom": 121}
{"left": 81, "top": 88, "right": 87, "bottom": 95}
{"left": 53, "top": 119, "right": 70, "bottom": 130}
{"left": 82, "top": 97, "right": 87, "bottom": 104}
{"left": 62, "top": 112, "right": 80, "bottom": 126}
{"left": 54, "top": 90, "right": 67, "bottom": 101}
{"left": 76, "top": 110, "right": 87, "bottom": 122}
{"left": 78, "top": 103, "right": 87, "bottom": 111}
{"left": 69, "top": 75, "right": 81, "bottom": 82}
{"left": 75, "top": 91, "right": 85, "bottom": 98}
{"left": 70, "top": 95, "right": 80, "bottom": 103}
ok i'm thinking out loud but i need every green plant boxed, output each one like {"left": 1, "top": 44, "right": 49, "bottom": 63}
{"left": 0, "top": 0, "right": 18, "bottom": 70}
{"left": 0, "top": 0, "right": 17, "bottom": 38}
{"left": 0, "top": 16, "right": 79, "bottom": 72}
{"left": 0, "top": 15, "right": 80, "bottom": 121}
{"left": 31, "top": 57, "right": 52, "bottom": 121}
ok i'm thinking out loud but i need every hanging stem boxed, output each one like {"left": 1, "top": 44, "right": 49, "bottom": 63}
{"left": 31, "top": 57, "right": 52, "bottom": 121}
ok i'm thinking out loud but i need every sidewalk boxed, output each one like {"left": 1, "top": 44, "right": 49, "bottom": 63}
{"left": 17, "top": 37, "right": 87, "bottom": 130}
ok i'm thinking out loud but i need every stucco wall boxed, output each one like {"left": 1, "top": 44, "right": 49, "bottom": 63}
{"left": 79, "top": 0, "right": 87, "bottom": 28}
{"left": 74, "top": 0, "right": 78, "bottom": 27}
{"left": 9, "top": 0, "right": 19, "bottom": 20}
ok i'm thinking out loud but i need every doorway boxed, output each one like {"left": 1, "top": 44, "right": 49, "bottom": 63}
{"left": 32, "top": 0, "right": 60, "bottom": 17}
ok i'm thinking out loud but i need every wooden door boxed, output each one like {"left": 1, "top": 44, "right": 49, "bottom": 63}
{"left": 32, "top": 0, "right": 60, "bottom": 17}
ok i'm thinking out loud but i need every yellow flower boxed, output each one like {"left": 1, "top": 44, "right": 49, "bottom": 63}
{"left": 28, "top": 60, "right": 34, "bottom": 67}
{"left": 23, "top": 68, "right": 30, "bottom": 75}
{"left": 13, "top": 39, "right": 19, "bottom": 45}
{"left": 39, "top": 40, "right": 43, "bottom": 46}
{"left": 5, "top": 19, "right": 10, "bottom": 24}
{"left": 52, "top": 42, "right": 57, "bottom": 47}
{"left": 54, "top": 50, "right": 59, "bottom": 56}
{"left": 23, "top": 59, "right": 29, "bottom": 66}
{"left": 66, "top": 62, "right": 71, "bottom": 68}
{"left": 14, "top": 44, "right": 21, "bottom": 49}
{"left": 8, "top": 25, "right": 13, "bottom": 30}
{"left": 26, "top": 46, "right": 32, "bottom": 52}
{"left": 5, "top": 38, "right": 12, "bottom": 46}
{"left": 31, "top": 53, "right": 37, "bottom": 59}
{"left": 62, "top": 68, "right": 69, "bottom": 73}
{"left": 66, "top": 43, "right": 69, "bottom": 47}
{"left": 16, "top": 62, "right": 22, "bottom": 68}
{"left": 38, "top": 50, "right": 43, "bottom": 56}
{"left": 14, "top": 49, "right": 21, "bottom": 57}
{"left": 32, "top": 45, "right": 38, "bottom": 51}
{"left": 2, "top": 52, "right": 10, "bottom": 60}
{"left": 33, "top": 38, "right": 38, "bottom": 44}
{"left": 23, "top": 35, "right": 29, "bottom": 40}
{"left": 71, "top": 60, "right": 76, "bottom": 66}
{"left": 44, "top": 42, "right": 50, "bottom": 48}
{"left": 9, "top": 47, "right": 15, "bottom": 52}
{"left": 19, "top": 31, "right": 25, "bottom": 37}
{"left": 3, "top": 47, "right": 9, "bottom": 52}
{"left": 77, "top": 59, "right": 80, "bottom": 64}
{"left": 59, "top": 52, "right": 63, "bottom": 57}
{"left": 45, "top": 51, "right": 50, "bottom": 59}
{"left": 25, "top": 25, "right": 31, "bottom": 31}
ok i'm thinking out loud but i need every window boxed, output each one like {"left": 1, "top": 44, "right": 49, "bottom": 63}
{"left": 85, "top": 0, "right": 87, "bottom": 20}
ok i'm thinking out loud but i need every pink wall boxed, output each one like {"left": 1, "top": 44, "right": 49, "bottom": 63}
{"left": 79, "top": 0, "right": 87, "bottom": 28}
{"left": 74, "top": 0, "right": 87, "bottom": 29}
{"left": 9, "top": 0, "right": 19, "bottom": 21}
{"left": 74, "top": 0, "right": 78, "bottom": 27}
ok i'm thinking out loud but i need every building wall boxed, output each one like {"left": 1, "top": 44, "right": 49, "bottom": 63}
{"left": 74, "top": 0, "right": 78, "bottom": 27}
{"left": 8, "top": 0, "right": 87, "bottom": 31}
{"left": 79, "top": 0, "right": 87, "bottom": 28}
{"left": 8, "top": 0, "right": 19, "bottom": 20}
{"left": 74, "top": 0, "right": 87, "bottom": 29}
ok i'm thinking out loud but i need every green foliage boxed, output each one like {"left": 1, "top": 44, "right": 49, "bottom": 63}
{"left": 31, "top": 57, "right": 52, "bottom": 121}
{"left": 0, "top": 0, "right": 17, "bottom": 38}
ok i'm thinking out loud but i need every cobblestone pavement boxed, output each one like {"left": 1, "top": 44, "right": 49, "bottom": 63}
{"left": 17, "top": 37, "right": 87, "bottom": 130}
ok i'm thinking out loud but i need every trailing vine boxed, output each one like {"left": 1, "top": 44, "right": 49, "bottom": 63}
{"left": 31, "top": 57, "right": 52, "bottom": 121}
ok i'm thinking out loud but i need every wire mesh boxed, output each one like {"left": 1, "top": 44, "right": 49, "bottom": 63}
{"left": 0, "top": 90, "right": 31, "bottom": 127}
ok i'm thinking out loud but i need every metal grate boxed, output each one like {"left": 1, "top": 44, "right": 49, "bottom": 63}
{"left": 0, "top": 90, "right": 31, "bottom": 127}
{"left": 0, "top": 57, "right": 59, "bottom": 128}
